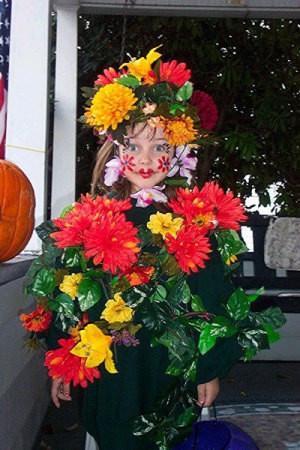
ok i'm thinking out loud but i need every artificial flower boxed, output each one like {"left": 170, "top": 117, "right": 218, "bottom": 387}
{"left": 147, "top": 212, "right": 183, "bottom": 239}
{"left": 167, "top": 145, "right": 198, "bottom": 184}
{"left": 101, "top": 293, "right": 134, "bottom": 323}
{"left": 147, "top": 116, "right": 161, "bottom": 129}
{"left": 120, "top": 45, "right": 162, "bottom": 82}
{"left": 200, "top": 182, "right": 247, "bottom": 230}
{"left": 226, "top": 255, "right": 238, "bottom": 265}
{"left": 70, "top": 324, "right": 117, "bottom": 372}
{"left": 165, "top": 224, "right": 211, "bottom": 274}
{"left": 95, "top": 67, "right": 127, "bottom": 86}
{"left": 158, "top": 60, "right": 191, "bottom": 86}
{"left": 59, "top": 273, "right": 83, "bottom": 300}
{"left": 130, "top": 186, "right": 168, "bottom": 208}
{"left": 161, "top": 115, "right": 198, "bottom": 146}
{"left": 122, "top": 265, "right": 155, "bottom": 287}
{"left": 85, "top": 83, "right": 138, "bottom": 131}
{"left": 44, "top": 337, "right": 101, "bottom": 387}
{"left": 20, "top": 305, "right": 52, "bottom": 332}
{"left": 142, "top": 102, "right": 157, "bottom": 114}
{"left": 84, "top": 212, "right": 140, "bottom": 273}
{"left": 111, "top": 329, "right": 140, "bottom": 347}
{"left": 104, "top": 156, "right": 123, "bottom": 186}
{"left": 190, "top": 90, "right": 219, "bottom": 131}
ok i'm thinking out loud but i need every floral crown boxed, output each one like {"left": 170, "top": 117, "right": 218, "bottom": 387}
{"left": 82, "top": 45, "right": 218, "bottom": 148}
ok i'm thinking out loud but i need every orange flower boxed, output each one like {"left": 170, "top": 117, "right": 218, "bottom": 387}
{"left": 165, "top": 224, "right": 211, "bottom": 274}
{"left": 84, "top": 212, "right": 140, "bottom": 274}
{"left": 44, "top": 338, "right": 101, "bottom": 388}
{"left": 122, "top": 265, "right": 155, "bottom": 286}
{"left": 85, "top": 83, "right": 138, "bottom": 130}
{"left": 161, "top": 115, "right": 198, "bottom": 146}
{"left": 20, "top": 305, "right": 52, "bottom": 332}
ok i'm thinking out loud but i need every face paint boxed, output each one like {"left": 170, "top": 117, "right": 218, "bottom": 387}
{"left": 157, "top": 156, "right": 170, "bottom": 173}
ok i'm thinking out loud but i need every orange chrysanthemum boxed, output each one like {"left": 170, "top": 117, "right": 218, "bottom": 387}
{"left": 20, "top": 305, "right": 52, "bottom": 332}
{"left": 85, "top": 83, "right": 137, "bottom": 131}
{"left": 84, "top": 212, "right": 140, "bottom": 274}
{"left": 161, "top": 115, "right": 198, "bottom": 146}
{"left": 200, "top": 182, "right": 247, "bottom": 230}
{"left": 122, "top": 265, "right": 155, "bottom": 287}
{"left": 44, "top": 338, "right": 101, "bottom": 388}
{"left": 95, "top": 67, "right": 127, "bottom": 86}
{"left": 165, "top": 224, "right": 211, "bottom": 274}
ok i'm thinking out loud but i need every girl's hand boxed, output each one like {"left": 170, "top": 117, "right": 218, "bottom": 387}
{"left": 197, "top": 377, "right": 219, "bottom": 407}
{"left": 51, "top": 377, "right": 72, "bottom": 408}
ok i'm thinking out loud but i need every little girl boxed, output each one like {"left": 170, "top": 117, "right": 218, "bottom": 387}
{"left": 45, "top": 47, "right": 250, "bottom": 449}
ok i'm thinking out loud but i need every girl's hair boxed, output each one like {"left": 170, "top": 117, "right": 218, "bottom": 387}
{"left": 90, "top": 124, "right": 196, "bottom": 208}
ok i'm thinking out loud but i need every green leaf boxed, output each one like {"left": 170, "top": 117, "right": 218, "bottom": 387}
{"left": 264, "top": 324, "right": 281, "bottom": 344}
{"left": 35, "top": 220, "right": 57, "bottom": 245}
{"left": 226, "top": 287, "right": 250, "bottom": 320}
{"left": 175, "top": 81, "right": 193, "bottom": 101}
{"left": 77, "top": 279, "right": 102, "bottom": 311}
{"left": 48, "top": 293, "right": 75, "bottom": 317}
{"left": 115, "top": 74, "right": 140, "bottom": 87}
{"left": 25, "top": 256, "right": 43, "bottom": 282}
{"left": 238, "top": 328, "right": 269, "bottom": 351}
{"left": 169, "top": 104, "right": 187, "bottom": 115}
{"left": 167, "top": 278, "right": 190, "bottom": 306}
{"left": 215, "top": 229, "right": 248, "bottom": 264}
{"left": 254, "top": 306, "right": 286, "bottom": 329}
{"left": 62, "top": 247, "right": 82, "bottom": 267}
{"left": 247, "top": 287, "right": 265, "bottom": 303}
{"left": 198, "top": 323, "right": 217, "bottom": 354}
{"left": 151, "top": 285, "right": 167, "bottom": 302}
{"left": 191, "top": 294, "right": 206, "bottom": 312}
{"left": 175, "top": 407, "right": 198, "bottom": 428}
{"left": 30, "top": 268, "right": 56, "bottom": 296}
{"left": 209, "top": 316, "right": 238, "bottom": 337}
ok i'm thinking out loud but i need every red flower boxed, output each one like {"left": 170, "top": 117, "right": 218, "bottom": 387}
{"left": 44, "top": 338, "right": 101, "bottom": 388}
{"left": 165, "top": 224, "right": 211, "bottom": 274}
{"left": 199, "top": 182, "right": 247, "bottom": 230}
{"left": 95, "top": 67, "right": 127, "bottom": 86}
{"left": 20, "top": 305, "right": 52, "bottom": 332}
{"left": 51, "top": 194, "right": 132, "bottom": 248}
{"left": 190, "top": 90, "right": 218, "bottom": 131}
{"left": 157, "top": 156, "right": 170, "bottom": 173}
{"left": 121, "top": 155, "right": 136, "bottom": 172}
{"left": 168, "top": 186, "right": 215, "bottom": 227}
{"left": 152, "top": 60, "right": 191, "bottom": 87}
{"left": 122, "top": 265, "right": 155, "bottom": 286}
{"left": 84, "top": 213, "right": 140, "bottom": 274}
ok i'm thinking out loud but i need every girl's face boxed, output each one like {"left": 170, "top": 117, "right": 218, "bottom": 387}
{"left": 119, "top": 124, "right": 174, "bottom": 193}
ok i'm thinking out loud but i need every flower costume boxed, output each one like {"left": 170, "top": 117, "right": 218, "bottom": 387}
{"left": 21, "top": 47, "right": 285, "bottom": 450}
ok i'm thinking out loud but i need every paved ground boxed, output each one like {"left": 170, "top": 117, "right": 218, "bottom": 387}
{"left": 33, "top": 361, "right": 300, "bottom": 450}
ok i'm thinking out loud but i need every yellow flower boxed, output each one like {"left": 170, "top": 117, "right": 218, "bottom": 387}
{"left": 120, "top": 45, "right": 162, "bottom": 81}
{"left": 101, "top": 293, "right": 133, "bottom": 324}
{"left": 70, "top": 324, "right": 117, "bottom": 373}
{"left": 85, "top": 83, "right": 137, "bottom": 130}
{"left": 162, "top": 115, "right": 198, "bottom": 146}
{"left": 147, "top": 212, "right": 183, "bottom": 239}
{"left": 226, "top": 255, "right": 238, "bottom": 265}
{"left": 59, "top": 273, "right": 83, "bottom": 300}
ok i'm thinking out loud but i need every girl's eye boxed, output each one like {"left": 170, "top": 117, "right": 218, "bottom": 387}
{"left": 128, "top": 145, "right": 138, "bottom": 152}
{"left": 153, "top": 145, "right": 165, "bottom": 152}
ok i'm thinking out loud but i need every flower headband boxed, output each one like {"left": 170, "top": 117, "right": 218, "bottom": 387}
{"left": 82, "top": 45, "right": 218, "bottom": 147}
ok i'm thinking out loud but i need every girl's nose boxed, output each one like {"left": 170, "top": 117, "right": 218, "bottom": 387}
{"left": 138, "top": 149, "right": 152, "bottom": 165}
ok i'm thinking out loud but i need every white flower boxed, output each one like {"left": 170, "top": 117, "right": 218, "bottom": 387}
{"left": 104, "top": 157, "right": 122, "bottom": 186}
{"left": 130, "top": 186, "right": 168, "bottom": 208}
{"left": 167, "top": 145, "right": 197, "bottom": 184}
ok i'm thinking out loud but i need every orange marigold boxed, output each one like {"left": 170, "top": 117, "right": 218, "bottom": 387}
{"left": 85, "top": 83, "right": 137, "bottom": 131}
{"left": 20, "top": 305, "right": 52, "bottom": 332}
{"left": 161, "top": 115, "right": 198, "bottom": 146}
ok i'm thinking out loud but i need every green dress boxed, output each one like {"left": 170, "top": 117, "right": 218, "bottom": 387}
{"left": 81, "top": 202, "right": 243, "bottom": 449}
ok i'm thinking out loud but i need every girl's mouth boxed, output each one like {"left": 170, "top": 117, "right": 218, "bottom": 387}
{"left": 139, "top": 169, "right": 154, "bottom": 179}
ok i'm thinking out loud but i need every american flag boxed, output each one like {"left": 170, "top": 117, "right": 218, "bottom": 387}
{"left": 0, "top": 0, "right": 11, "bottom": 159}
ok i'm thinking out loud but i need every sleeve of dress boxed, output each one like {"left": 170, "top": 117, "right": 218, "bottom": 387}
{"left": 187, "top": 239, "right": 243, "bottom": 385}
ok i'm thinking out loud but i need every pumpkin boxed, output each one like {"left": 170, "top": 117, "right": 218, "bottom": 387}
{"left": 0, "top": 160, "right": 35, "bottom": 263}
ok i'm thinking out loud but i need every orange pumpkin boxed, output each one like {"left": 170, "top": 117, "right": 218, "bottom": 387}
{"left": 0, "top": 160, "right": 35, "bottom": 263}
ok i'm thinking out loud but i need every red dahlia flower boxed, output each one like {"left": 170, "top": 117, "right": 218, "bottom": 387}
{"left": 190, "top": 90, "right": 218, "bottom": 131}
{"left": 20, "top": 304, "right": 52, "bottom": 332}
{"left": 200, "top": 182, "right": 247, "bottom": 230}
{"left": 122, "top": 265, "right": 155, "bottom": 287}
{"left": 84, "top": 212, "right": 140, "bottom": 274}
{"left": 44, "top": 338, "right": 101, "bottom": 388}
{"left": 165, "top": 224, "right": 211, "bottom": 274}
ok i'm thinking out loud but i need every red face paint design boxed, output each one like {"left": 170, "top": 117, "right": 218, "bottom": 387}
{"left": 157, "top": 156, "right": 170, "bottom": 173}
